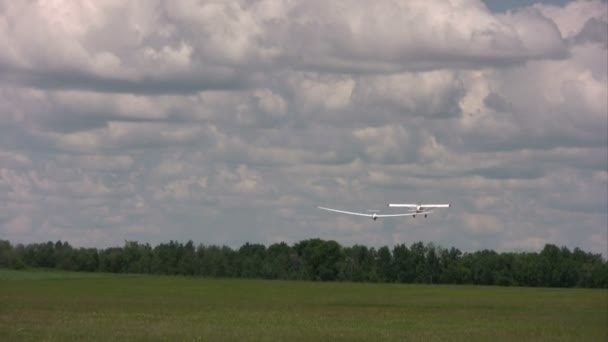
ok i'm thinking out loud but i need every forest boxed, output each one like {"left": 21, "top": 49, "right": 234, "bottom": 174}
{"left": 0, "top": 239, "right": 606, "bottom": 288}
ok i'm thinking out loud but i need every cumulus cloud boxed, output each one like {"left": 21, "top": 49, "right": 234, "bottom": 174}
{"left": 0, "top": 0, "right": 571, "bottom": 95}
{"left": 0, "top": 0, "right": 606, "bottom": 255}
{"left": 535, "top": 0, "right": 607, "bottom": 39}
{"left": 273, "top": 0, "right": 568, "bottom": 72}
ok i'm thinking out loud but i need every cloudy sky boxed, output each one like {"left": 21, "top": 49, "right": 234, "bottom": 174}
{"left": 0, "top": 0, "right": 606, "bottom": 255}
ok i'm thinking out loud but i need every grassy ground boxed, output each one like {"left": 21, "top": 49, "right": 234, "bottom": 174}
{"left": 0, "top": 269, "right": 606, "bottom": 341}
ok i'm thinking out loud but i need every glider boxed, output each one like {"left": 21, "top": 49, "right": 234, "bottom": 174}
{"left": 387, "top": 203, "right": 450, "bottom": 218}
{"left": 317, "top": 206, "right": 416, "bottom": 221}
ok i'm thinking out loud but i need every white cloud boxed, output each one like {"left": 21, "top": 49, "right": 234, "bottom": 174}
{"left": 353, "top": 125, "right": 414, "bottom": 164}
{"left": 4, "top": 215, "right": 32, "bottom": 234}
{"left": 353, "top": 71, "right": 464, "bottom": 117}
{"left": 463, "top": 213, "right": 504, "bottom": 234}
{"left": 0, "top": 149, "right": 31, "bottom": 167}
{"left": 0, "top": 0, "right": 573, "bottom": 95}
{"left": 153, "top": 176, "right": 208, "bottom": 201}
{"left": 253, "top": 89, "right": 287, "bottom": 117}
{"left": 289, "top": 75, "right": 355, "bottom": 112}
{"left": 273, "top": 0, "right": 568, "bottom": 72}
{"left": 56, "top": 154, "right": 134, "bottom": 172}
{"left": 535, "top": 0, "right": 607, "bottom": 39}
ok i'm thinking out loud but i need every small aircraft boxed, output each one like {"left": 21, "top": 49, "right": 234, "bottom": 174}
{"left": 387, "top": 203, "right": 451, "bottom": 218}
{"left": 317, "top": 203, "right": 450, "bottom": 220}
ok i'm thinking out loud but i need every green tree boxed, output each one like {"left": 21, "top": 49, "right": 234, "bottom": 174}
{"left": 73, "top": 247, "right": 99, "bottom": 272}
{"left": 439, "top": 247, "right": 463, "bottom": 284}
{"left": 376, "top": 246, "right": 393, "bottom": 282}
{"left": 264, "top": 242, "right": 294, "bottom": 279}
{"left": 0, "top": 240, "right": 13, "bottom": 268}
{"left": 392, "top": 244, "right": 415, "bottom": 283}
{"left": 178, "top": 240, "right": 196, "bottom": 276}
{"left": 426, "top": 243, "right": 441, "bottom": 284}
{"left": 3, "top": 238, "right": 607, "bottom": 288}
{"left": 236, "top": 243, "right": 266, "bottom": 278}
{"left": 410, "top": 242, "right": 428, "bottom": 283}
{"left": 295, "top": 239, "right": 344, "bottom": 281}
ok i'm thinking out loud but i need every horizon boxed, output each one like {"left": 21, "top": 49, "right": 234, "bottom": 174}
{"left": 2, "top": 237, "right": 605, "bottom": 259}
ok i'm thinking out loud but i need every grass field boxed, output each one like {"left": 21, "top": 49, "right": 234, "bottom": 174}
{"left": 0, "top": 269, "right": 606, "bottom": 341}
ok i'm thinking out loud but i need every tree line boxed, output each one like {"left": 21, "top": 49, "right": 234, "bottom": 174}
{"left": 0, "top": 239, "right": 606, "bottom": 288}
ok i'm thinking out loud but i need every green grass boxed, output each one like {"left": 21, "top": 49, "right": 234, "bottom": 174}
{"left": 0, "top": 269, "right": 606, "bottom": 341}
{"left": 0, "top": 268, "right": 114, "bottom": 281}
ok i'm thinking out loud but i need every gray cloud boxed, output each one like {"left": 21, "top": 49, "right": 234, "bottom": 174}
{"left": 0, "top": 66, "right": 251, "bottom": 95}
{"left": 275, "top": 1, "right": 569, "bottom": 72}
{"left": 0, "top": 0, "right": 606, "bottom": 256}
{"left": 468, "top": 165, "right": 545, "bottom": 180}
{"left": 0, "top": 0, "right": 571, "bottom": 97}
{"left": 573, "top": 17, "right": 608, "bottom": 46}
{"left": 483, "top": 92, "right": 512, "bottom": 112}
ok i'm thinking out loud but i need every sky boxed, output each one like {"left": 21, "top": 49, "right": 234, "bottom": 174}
{"left": 0, "top": 0, "right": 606, "bottom": 255}
{"left": 483, "top": 0, "right": 572, "bottom": 12}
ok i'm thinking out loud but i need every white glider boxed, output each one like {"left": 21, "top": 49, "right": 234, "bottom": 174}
{"left": 317, "top": 206, "right": 416, "bottom": 221}
{"left": 387, "top": 203, "right": 450, "bottom": 218}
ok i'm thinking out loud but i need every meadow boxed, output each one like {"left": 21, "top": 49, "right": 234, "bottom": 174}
{"left": 0, "top": 269, "right": 606, "bottom": 341}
